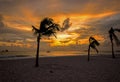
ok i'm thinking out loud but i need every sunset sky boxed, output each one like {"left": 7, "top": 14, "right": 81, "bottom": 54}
{"left": 0, "top": 0, "right": 120, "bottom": 51}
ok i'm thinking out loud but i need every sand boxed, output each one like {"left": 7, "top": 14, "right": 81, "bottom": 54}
{"left": 0, "top": 54, "right": 120, "bottom": 82}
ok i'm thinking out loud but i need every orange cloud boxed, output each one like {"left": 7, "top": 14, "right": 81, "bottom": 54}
{"left": 93, "top": 35, "right": 105, "bottom": 42}
{"left": 2, "top": 9, "right": 117, "bottom": 48}
{"left": 41, "top": 12, "right": 115, "bottom": 46}
{"left": 20, "top": 7, "right": 39, "bottom": 24}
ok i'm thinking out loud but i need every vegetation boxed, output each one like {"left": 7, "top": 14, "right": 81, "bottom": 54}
{"left": 88, "top": 36, "right": 100, "bottom": 61}
{"left": 109, "top": 27, "right": 120, "bottom": 58}
{"left": 32, "top": 17, "right": 60, "bottom": 67}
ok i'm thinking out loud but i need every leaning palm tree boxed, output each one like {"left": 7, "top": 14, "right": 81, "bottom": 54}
{"left": 109, "top": 27, "right": 120, "bottom": 58}
{"left": 88, "top": 36, "right": 100, "bottom": 61}
{"left": 32, "top": 17, "right": 60, "bottom": 67}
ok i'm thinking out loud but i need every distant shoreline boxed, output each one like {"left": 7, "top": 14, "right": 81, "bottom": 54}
{"left": 0, "top": 53, "right": 120, "bottom": 60}
{"left": 0, "top": 50, "right": 120, "bottom": 60}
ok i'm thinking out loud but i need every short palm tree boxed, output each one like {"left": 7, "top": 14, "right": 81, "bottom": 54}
{"left": 109, "top": 27, "right": 120, "bottom": 58}
{"left": 88, "top": 36, "right": 100, "bottom": 61}
{"left": 32, "top": 17, "right": 60, "bottom": 67}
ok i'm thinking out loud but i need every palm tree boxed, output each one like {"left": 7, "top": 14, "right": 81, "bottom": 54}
{"left": 32, "top": 17, "right": 60, "bottom": 67}
{"left": 109, "top": 27, "right": 120, "bottom": 58}
{"left": 88, "top": 36, "right": 100, "bottom": 61}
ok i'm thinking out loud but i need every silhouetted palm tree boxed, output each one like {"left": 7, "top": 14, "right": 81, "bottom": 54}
{"left": 88, "top": 36, "right": 100, "bottom": 61}
{"left": 109, "top": 27, "right": 120, "bottom": 58}
{"left": 32, "top": 17, "right": 60, "bottom": 67}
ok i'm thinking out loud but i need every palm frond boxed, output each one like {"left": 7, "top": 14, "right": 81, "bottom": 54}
{"left": 32, "top": 17, "right": 60, "bottom": 39}
{"left": 53, "top": 33, "right": 57, "bottom": 38}
{"left": 48, "top": 23, "right": 60, "bottom": 31}
{"left": 43, "top": 30, "right": 56, "bottom": 37}
{"left": 39, "top": 17, "right": 60, "bottom": 38}
{"left": 114, "top": 29, "right": 120, "bottom": 32}
{"left": 112, "top": 32, "right": 120, "bottom": 46}
{"left": 40, "top": 17, "right": 54, "bottom": 33}
{"left": 90, "top": 43, "right": 96, "bottom": 49}
{"left": 109, "top": 27, "right": 114, "bottom": 33}
{"left": 94, "top": 39, "right": 100, "bottom": 46}
{"left": 32, "top": 25, "right": 40, "bottom": 35}
{"left": 89, "top": 36, "right": 100, "bottom": 53}
{"left": 109, "top": 27, "right": 120, "bottom": 46}
{"left": 89, "top": 37, "right": 100, "bottom": 46}
{"left": 54, "top": 24, "right": 60, "bottom": 31}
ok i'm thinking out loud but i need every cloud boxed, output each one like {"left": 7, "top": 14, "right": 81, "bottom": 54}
{"left": 57, "top": 12, "right": 120, "bottom": 47}
{"left": 0, "top": 0, "right": 120, "bottom": 51}
{"left": 1, "top": 0, "right": 120, "bottom": 16}
{"left": 61, "top": 18, "right": 72, "bottom": 32}
{"left": 0, "top": 14, "right": 34, "bottom": 43}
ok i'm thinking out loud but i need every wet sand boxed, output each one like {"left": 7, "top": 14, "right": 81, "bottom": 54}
{"left": 0, "top": 54, "right": 120, "bottom": 82}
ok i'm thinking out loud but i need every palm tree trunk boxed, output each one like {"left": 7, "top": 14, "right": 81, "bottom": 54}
{"left": 35, "top": 34, "right": 40, "bottom": 67}
{"left": 111, "top": 40, "right": 115, "bottom": 58}
{"left": 88, "top": 45, "right": 90, "bottom": 61}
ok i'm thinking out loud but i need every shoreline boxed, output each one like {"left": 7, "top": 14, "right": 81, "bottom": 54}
{"left": 0, "top": 53, "right": 120, "bottom": 60}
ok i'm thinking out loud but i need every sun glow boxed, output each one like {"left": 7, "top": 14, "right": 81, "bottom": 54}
{"left": 57, "top": 34, "right": 71, "bottom": 40}
{"left": 48, "top": 12, "right": 113, "bottom": 46}
{"left": 50, "top": 32, "right": 79, "bottom": 46}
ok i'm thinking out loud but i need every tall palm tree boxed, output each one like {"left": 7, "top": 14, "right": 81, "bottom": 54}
{"left": 109, "top": 27, "right": 120, "bottom": 58}
{"left": 88, "top": 36, "right": 100, "bottom": 61}
{"left": 32, "top": 17, "right": 60, "bottom": 67}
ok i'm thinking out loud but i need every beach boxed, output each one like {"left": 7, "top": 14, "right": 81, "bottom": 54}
{"left": 0, "top": 54, "right": 120, "bottom": 82}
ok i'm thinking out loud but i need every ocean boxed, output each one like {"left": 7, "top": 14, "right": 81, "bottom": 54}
{"left": 0, "top": 50, "right": 118, "bottom": 60}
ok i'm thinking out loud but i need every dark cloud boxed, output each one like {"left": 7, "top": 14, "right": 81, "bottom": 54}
{"left": 80, "top": 13, "right": 120, "bottom": 35}
{"left": 0, "top": 0, "right": 20, "bottom": 14}
{"left": 0, "top": 0, "right": 120, "bottom": 51}
{"left": 0, "top": 14, "right": 34, "bottom": 43}
{"left": 53, "top": 0, "right": 120, "bottom": 14}
{"left": 61, "top": 18, "right": 72, "bottom": 32}
{"left": 0, "top": 0, "right": 120, "bottom": 16}
{"left": 72, "top": 13, "right": 120, "bottom": 50}
{"left": 97, "top": 13, "right": 120, "bottom": 36}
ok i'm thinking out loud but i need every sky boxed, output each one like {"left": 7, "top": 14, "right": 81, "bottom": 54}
{"left": 0, "top": 0, "right": 120, "bottom": 51}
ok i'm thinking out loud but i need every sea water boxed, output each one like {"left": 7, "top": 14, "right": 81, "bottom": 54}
{"left": 0, "top": 50, "right": 119, "bottom": 59}
{"left": 0, "top": 50, "right": 87, "bottom": 57}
